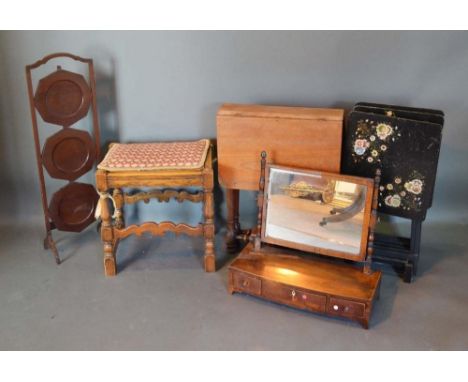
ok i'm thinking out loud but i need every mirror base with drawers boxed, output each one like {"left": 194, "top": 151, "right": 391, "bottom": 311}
{"left": 229, "top": 243, "right": 382, "bottom": 329}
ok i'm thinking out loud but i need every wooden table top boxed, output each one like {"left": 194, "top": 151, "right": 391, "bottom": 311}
{"left": 216, "top": 103, "right": 344, "bottom": 190}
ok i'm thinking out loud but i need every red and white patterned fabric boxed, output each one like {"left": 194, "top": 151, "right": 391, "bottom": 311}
{"left": 98, "top": 139, "right": 210, "bottom": 171}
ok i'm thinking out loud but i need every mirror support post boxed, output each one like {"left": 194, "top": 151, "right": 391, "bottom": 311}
{"left": 254, "top": 151, "right": 267, "bottom": 251}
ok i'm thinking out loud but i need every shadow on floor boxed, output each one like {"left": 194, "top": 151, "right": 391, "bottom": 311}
{"left": 55, "top": 225, "right": 100, "bottom": 263}
{"left": 416, "top": 222, "right": 468, "bottom": 277}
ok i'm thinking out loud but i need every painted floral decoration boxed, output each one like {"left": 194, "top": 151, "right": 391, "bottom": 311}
{"left": 379, "top": 171, "right": 425, "bottom": 211}
{"left": 385, "top": 194, "right": 401, "bottom": 208}
{"left": 376, "top": 123, "right": 393, "bottom": 140}
{"left": 350, "top": 119, "right": 401, "bottom": 165}
{"left": 404, "top": 179, "right": 423, "bottom": 195}
{"left": 353, "top": 139, "right": 369, "bottom": 156}
{"left": 349, "top": 118, "right": 427, "bottom": 213}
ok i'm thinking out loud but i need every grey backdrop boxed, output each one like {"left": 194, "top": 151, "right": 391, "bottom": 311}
{"left": 0, "top": 31, "right": 467, "bottom": 228}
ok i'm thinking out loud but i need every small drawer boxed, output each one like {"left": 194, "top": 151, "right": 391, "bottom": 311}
{"left": 328, "top": 297, "right": 365, "bottom": 319}
{"left": 232, "top": 272, "right": 261, "bottom": 296}
{"left": 299, "top": 291, "right": 327, "bottom": 312}
{"left": 262, "top": 281, "right": 326, "bottom": 313}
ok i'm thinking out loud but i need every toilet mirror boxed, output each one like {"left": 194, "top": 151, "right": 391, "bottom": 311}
{"left": 261, "top": 165, "right": 375, "bottom": 261}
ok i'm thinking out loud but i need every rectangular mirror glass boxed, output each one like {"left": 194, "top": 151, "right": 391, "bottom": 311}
{"left": 262, "top": 165, "right": 374, "bottom": 261}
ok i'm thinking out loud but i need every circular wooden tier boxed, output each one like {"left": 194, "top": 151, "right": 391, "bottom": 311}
{"left": 49, "top": 182, "right": 98, "bottom": 232}
{"left": 34, "top": 69, "right": 91, "bottom": 126}
{"left": 42, "top": 127, "right": 95, "bottom": 181}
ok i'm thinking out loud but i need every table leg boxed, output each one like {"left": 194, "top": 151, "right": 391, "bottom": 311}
{"left": 226, "top": 188, "right": 240, "bottom": 252}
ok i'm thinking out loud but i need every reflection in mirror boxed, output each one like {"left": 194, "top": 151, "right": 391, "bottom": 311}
{"left": 264, "top": 167, "right": 367, "bottom": 255}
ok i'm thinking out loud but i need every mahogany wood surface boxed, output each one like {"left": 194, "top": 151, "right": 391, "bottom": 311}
{"left": 229, "top": 243, "right": 381, "bottom": 328}
{"left": 34, "top": 69, "right": 92, "bottom": 127}
{"left": 48, "top": 182, "right": 99, "bottom": 232}
{"left": 96, "top": 146, "right": 216, "bottom": 276}
{"left": 230, "top": 244, "right": 380, "bottom": 300}
{"left": 217, "top": 103, "right": 344, "bottom": 191}
{"left": 42, "top": 127, "right": 95, "bottom": 181}
{"left": 26, "top": 53, "right": 101, "bottom": 264}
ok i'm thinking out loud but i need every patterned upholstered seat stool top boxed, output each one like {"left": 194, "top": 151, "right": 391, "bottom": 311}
{"left": 95, "top": 139, "right": 215, "bottom": 276}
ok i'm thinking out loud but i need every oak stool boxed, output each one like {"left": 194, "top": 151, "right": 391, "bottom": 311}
{"left": 95, "top": 139, "right": 215, "bottom": 276}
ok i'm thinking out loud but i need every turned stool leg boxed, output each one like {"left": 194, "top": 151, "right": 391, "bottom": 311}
{"left": 113, "top": 188, "right": 125, "bottom": 229}
{"left": 203, "top": 167, "right": 216, "bottom": 272}
{"left": 203, "top": 189, "right": 216, "bottom": 272}
{"left": 100, "top": 193, "right": 116, "bottom": 276}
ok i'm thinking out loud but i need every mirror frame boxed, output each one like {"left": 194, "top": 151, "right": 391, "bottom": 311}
{"left": 260, "top": 164, "right": 376, "bottom": 262}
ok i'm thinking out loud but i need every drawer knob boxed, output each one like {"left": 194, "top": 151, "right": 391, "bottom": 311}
{"left": 291, "top": 290, "right": 296, "bottom": 298}
{"left": 333, "top": 304, "right": 339, "bottom": 311}
{"left": 242, "top": 280, "right": 250, "bottom": 287}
